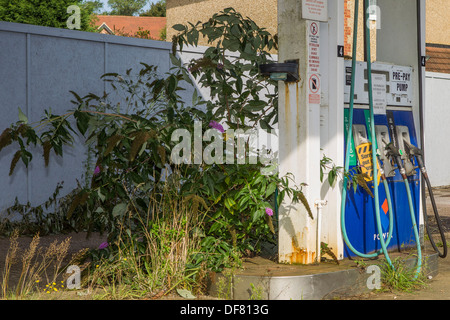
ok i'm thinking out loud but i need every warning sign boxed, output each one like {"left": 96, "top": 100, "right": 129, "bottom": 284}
{"left": 309, "top": 74, "right": 321, "bottom": 104}
{"left": 310, "top": 21, "right": 318, "bottom": 35}
{"left": 372, "top": 73, "right": 387, "bottom": 115}
{"left": 308, "top": 21, "right": 320, "bottom": 74}
{"left": 355, "top": 142, "right": 381, "bottom": 183}
{"left": 309, "top": 74, "right": 320, "bottom": 93}
{"left": 302, "top": 0, "right": 328, "bottom": 22}
{"left": 307, "top": 20, "right": 320, "bottom": 105}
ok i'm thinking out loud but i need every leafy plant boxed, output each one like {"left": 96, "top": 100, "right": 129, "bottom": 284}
{"left": 378, "top": 256, "right": 427, "bottom": 293}
{"left": 172, "top": 7, "right": 278, "bottom": 131}
{"left": 320, "top": 154, "right": 373, "bottom": 197}
{"left": 0, "top": 8, "right": 313, "bottom": 279}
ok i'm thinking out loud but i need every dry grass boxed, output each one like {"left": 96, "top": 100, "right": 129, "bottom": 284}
{"left": 1, "top": 177, "right": 210, "bottom": 300}
{"left": 1, "top": 230, "right": 89, "bottom": 299}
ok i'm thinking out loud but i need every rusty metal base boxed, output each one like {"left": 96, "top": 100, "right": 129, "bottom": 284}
{"left": 207, "top": 250, "right": 439, "bottom": 300}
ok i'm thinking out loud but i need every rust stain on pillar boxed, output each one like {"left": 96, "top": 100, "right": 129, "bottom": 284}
{"left": 296, "top": 83, "right": 301, "bottom": 144}
{"left": 285, "top": 84, "right": 290, "bottom": 126}
{"left": 281, "top": 231, "right": 316, "bottom": 264}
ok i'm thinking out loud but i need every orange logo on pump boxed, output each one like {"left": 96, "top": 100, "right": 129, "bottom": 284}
{"left": 355, "top": 142, "right": 381, "bottom": 184}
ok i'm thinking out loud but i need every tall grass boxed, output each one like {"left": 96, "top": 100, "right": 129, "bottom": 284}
{"left": 1, "top": 230, "right": 84, "bottom": 299}
{"left": 1, "top": 178, "right": 214, "bottom": 299}
{"left": 89, "top": 180, "right": 209, "bottom": 299}
{"left": 379, "top": 256, "right": 427, "bottom": 293}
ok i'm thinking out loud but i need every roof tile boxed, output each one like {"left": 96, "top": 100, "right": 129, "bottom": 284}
{"left": 95, "top": 16, "right": 166, "bottom": 40}
{"left": 426, "top": 46, "right": 450, "bottom": 74}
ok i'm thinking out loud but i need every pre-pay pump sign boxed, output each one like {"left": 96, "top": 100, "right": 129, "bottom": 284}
{"left": 391, "top": 69, "right": 411, "bottom": 93}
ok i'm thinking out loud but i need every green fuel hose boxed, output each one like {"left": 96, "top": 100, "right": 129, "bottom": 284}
{"left": 384, "top": 145, "right": 423, "bottom": 279}
{"left": 340, "top": 0, "right": 394, "bottom": 263}
{"left": 342, "top": 0, "right": 421, "bottom": 280}
{"left": 363, "top": 0, "right": 394, "bottom": 269}
{"left": 404, "top": 178, "right": 422, "bottom": 279}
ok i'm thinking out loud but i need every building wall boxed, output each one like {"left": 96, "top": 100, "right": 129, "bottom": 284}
{"left": 168, "top": 0, "right": 448, "bottom": 58}
{"left": 426, "top": 0, "right": 450, "bottom": 45}
{"left": 343, "top": 0, "right": 377, "bottom": 61}
{"left": 166, "top": 0, "right": 278, "bottom": 45}
{"left": 167, "top": 0, "right": 379, "bottom": 60}
{"left": 424, "top": 72, "right": 450, "bottom": 187}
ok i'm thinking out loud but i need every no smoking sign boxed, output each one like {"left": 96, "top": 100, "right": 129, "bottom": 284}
{"left": 309, "top": 74, "right": 320, "bottom": 93}
{"left": 310, "top": 22, "right": 318, "bottom": 36}
{"left": 309, "top": 74, "right": 321, "bottom": 104}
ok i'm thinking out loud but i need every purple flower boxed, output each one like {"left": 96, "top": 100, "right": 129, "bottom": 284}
{"left": 93, "top": 166, "right": 101, "bottom": 176}
{"left": 209, "top": 120, "right": 225, "bottom": 133}
{"left": 265, "top": 208, "right": 274, "bottom": 216}
{"left": 98, "top": 242, "right": 108, "bottom": 250}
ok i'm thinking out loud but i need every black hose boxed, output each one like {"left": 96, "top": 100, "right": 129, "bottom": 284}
{"left": 423, "top": 171, "right": 447, "bottom": 258}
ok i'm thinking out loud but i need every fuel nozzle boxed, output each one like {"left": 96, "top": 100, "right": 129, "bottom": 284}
{"left": 383, "top": 139, "right": 407, "bottom": 178}
{"left": 376, "top": 153, "right": 387, "bottom": 181}
{"left": 403, "top": 139, "right": 426, "bottom": 174}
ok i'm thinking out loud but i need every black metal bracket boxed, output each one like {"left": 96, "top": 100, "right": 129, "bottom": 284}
{"left": 259, "top": 59, "right": 299, "bottom": 82}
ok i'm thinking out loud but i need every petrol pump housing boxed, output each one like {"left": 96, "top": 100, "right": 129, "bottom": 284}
{"left": 277, "top": 0, "right": 426, "bottom": 263}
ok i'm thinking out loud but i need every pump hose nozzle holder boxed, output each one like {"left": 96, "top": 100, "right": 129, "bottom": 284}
{"left": 403, "top": 139, "right": 425, "bottom": 173}
{"left": 383, "top": 140, "right": 407, "bottom": 178}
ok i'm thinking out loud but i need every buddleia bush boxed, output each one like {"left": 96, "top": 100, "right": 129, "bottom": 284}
{"left": 0, "top": 8, "right": 312, "bottom": 272}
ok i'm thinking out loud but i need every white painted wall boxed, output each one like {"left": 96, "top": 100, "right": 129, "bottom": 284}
{"left": 424, "top": 72, "right": 450, "bottom": 187}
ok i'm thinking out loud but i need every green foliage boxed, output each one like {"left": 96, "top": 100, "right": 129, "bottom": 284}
{"left": 1, "top": 8, "right": 312, "bottom": 275}
{"left": 378, "top": 257, "right": 427, "bottom": 293}
{"left": 172, "top": 7, "right": 279, "bottom": 131}
{"left": 107, "top": 0, "right": 147, "bottom": 16}
{"left": 82, "top": 0, "right": 103, "bottom": 14}
{"left": 88, "top": 184, "right": 208, "bottom": 298}
{"left": 140, "top": 0, "right": 165, "bottom": 17}
{"left": 0, "top": 0, "right": 98, "bottom": 32}
{"left": 0, "top": 182, "right": 100, "bottom": 236}
{"left": 320, "top": 154, "right": 373, "bottom": 197}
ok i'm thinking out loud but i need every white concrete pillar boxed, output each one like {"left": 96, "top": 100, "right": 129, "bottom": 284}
{"left": 277, "top": 0, "right": 345, "bottom": 264}
{"left": 319, "top": 0, "right": 345, "bottom": 261}
{"left": 277, "top": 0, "right": 324, "bottom": 264}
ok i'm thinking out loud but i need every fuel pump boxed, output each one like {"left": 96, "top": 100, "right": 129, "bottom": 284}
{"left": 341, "top": 0, "right": 423, "bottom": 277}
{"left": 341, "top": 0, "right": 393, "bottom": 267}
